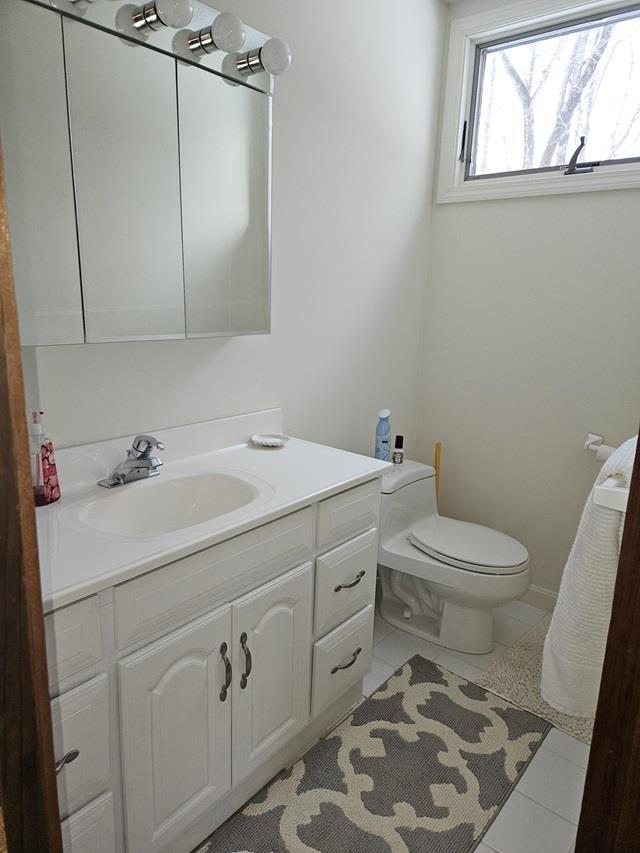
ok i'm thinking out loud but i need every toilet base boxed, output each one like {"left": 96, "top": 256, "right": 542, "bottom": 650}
{"left": 379, "top": 596, "right": 494, "bottom": 655}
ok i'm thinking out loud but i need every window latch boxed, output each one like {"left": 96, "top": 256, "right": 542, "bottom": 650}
{"left": 564, "top": 136, "right": 594, "bottom": 175}
{"left": 458, "top": 120, "right": 467, "bottom": 163}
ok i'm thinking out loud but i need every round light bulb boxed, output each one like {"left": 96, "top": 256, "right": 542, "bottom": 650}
{"left": 260, "top": 38, "right": 292, "bottom": 76}
{"left": 155, "top": 0, "right": 193, "bottom": 29}
{"left": 211, "top": 12, "right": 246, "bottom": 53}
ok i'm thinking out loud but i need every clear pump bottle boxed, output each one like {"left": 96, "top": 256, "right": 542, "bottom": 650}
{"left": 29, "top": 411, "right": 61, "bottom": 506}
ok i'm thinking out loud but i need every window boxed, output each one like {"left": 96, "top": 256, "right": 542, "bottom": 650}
{"left": 467, "top": 7, "right": 640, "bottom": 178}
{"left": 436, "top": 0, "right": 640, "bottom": 202}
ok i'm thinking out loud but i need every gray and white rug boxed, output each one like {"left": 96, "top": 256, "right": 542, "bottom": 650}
{"left": 198, "top": 655, "right": 550, "bottom": 853}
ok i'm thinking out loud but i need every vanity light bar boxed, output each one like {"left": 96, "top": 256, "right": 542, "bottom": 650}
{"left": 131, "top": 0, "right": 193, "bottom": 32}
{"left": 236, "top": 37, "right": 292, "bottom": 77}
{"left": 187, "top": 12, "right": 246, "bottom": 54}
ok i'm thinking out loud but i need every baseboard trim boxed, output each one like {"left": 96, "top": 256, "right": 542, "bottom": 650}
{"left": 521, "top": 584, "right": 558, "bottom": 611}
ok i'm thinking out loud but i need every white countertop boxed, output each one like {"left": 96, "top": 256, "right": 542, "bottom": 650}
{"left": 37, "top": 411, "right": 389, "bottom": 613}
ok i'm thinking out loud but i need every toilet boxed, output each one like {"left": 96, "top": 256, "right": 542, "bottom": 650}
{"left": 378, "top": 461, "right": 530, "bottom": 654}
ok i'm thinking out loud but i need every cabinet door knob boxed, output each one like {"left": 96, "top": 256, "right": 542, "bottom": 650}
{"left": 334, "top": 570, "right": 365, "bottom": 593}
{"left": 55, "top": 749, "right": 80, "bottom": 775}
{"left": 220, "top": 642, "right": 232, "bottom": 701}
{"left": 331, "top": 647, "right": 362, "bottom": 675}
{"left": 240, "top": 632, "right": 252, "bottom": 689}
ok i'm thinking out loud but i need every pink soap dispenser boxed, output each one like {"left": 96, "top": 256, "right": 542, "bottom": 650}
{"left": 29, "top": 411, "right": 61, "bottom": 506}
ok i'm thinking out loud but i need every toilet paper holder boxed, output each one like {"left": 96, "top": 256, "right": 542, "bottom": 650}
{"left": 584, "top": 432, "right": 616, "bottom": 461}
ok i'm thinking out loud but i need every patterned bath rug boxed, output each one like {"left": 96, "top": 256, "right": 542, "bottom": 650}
{"left": 197, "top": 654, "right": 550, "bottom": 853}
{"left": 477, "top": 615, "right": 593, "bottom": 744}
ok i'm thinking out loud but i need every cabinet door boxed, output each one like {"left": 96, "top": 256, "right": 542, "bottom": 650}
{"left": 178, "top": 62, "right": 271, "bottom": 337}
{"left": 231, "top": 563, "right": 313, "bottom": 785}
{"left": 64, "top": 19, "right": 185, "bottom": 342}
{"left": 118, "top": 607, "right": 231, "bottom": 853}
{"left": 0, "top": 0, "right": 84, "bottom": 345}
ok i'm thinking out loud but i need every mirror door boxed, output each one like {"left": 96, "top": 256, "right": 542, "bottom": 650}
{"left": 0, "top": 0, "right": 84, "bottom": 345}
{"left": 178, "top": 64, "right": 271, "bottom": 337}
{"left": 64, "top": 20, "right": 186, "bottom": 342}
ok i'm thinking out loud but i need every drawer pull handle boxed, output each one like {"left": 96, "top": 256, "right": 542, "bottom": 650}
{"left": 331, "top": 647, "right": 362, "bottom": 675}
{"left": 55, "top": 749, "right": 80, "bottom": 775}
{"left": 220, "top": 642, "right": 232, "bottom": 702}
{"left": 334, "top": 571, "right": 365, "bottom": 593}
{"left": 240, "top": 632, "right": 252, "bottom": 689}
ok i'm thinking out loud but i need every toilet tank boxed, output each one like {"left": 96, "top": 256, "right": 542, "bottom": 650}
{"left": 381, "top": 460, "right": 438, "bottom": 525}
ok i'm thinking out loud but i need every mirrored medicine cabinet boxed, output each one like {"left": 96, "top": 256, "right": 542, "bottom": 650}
{"left": 0, "top": 0, "right": 273, "bottom": 344}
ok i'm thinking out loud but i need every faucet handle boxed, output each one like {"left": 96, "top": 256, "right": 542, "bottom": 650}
{"left": 130, "top": 434, "right": 165, "bottom": 459}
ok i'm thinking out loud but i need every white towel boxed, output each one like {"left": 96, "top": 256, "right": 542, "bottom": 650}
{"left": 541, "top": 436, "right": 637, "bottom": 718}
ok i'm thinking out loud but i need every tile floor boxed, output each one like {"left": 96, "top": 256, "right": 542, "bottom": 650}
{"left": 364, "top": 602, "right": 588, "bottom": 853}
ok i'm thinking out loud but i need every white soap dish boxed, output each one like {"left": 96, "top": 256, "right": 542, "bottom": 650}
{"left": 249, "top": 433, "right": 290, "bottom": 449}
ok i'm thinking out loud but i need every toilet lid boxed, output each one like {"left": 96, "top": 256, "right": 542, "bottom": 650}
{"left": 408, "top": 516, "right": 529, "bottom": 575}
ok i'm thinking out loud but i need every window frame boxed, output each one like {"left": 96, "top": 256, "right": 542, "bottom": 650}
{"left": 436, "top": 0, "right": 640, "bottom": 203}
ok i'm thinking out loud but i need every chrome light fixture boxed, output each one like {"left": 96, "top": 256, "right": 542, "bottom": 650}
{"left": 131, "top": 0, "right": 193, "bottom": 31}
{"left": 187, "top": 12, "right": 246, "bottom": 55}
{"left": 236, "top": 37, "right": 292, "bottom": 77}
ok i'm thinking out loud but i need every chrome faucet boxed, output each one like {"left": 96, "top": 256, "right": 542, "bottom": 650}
{"left": 97, "top": 434, "right": 165, "bottom": 489}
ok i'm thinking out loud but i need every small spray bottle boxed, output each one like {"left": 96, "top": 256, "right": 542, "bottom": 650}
{"left": 393, "top": 435, "right": 404, "bottom": 465}
{"left": 375, "top": 409, "right": 391, "bottom": 461}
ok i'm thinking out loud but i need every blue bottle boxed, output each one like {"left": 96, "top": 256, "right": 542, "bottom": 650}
{"left": 375, "top": 409, "right": 391, "bottom": 461}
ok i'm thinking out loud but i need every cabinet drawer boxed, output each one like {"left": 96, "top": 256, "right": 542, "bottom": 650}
{"left": 316, "top": 480, "right": 381, "bottom": 550}
{"left": 314, "top": 530, "right": 378, "bottom": 637}
{"left": 52, "top": 674, "right": 110, "bottom": 820}
{"left": 46, "top": 596, "right": 102, "bottom": 697}
{"left": 114, "top": 507, "right": 313, "bottom": 649}
{"left": 312, "top": 605, "right": 374, "bottom": 717}
{"left": 61, "top": 792, "right": 115, "bottom": 853}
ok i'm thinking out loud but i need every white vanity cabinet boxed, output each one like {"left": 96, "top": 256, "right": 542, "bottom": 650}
{"left": 45, "top": 475, "right": 383, "bottom": 853}
{"left": 117, "top": 563, "right": 312, "bottom": 853}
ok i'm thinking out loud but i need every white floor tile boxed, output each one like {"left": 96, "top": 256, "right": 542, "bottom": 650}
{"left": 435, "top": 651, "right": 483, "bottom": 684}
{"left": 372, "top": 614, "right": 395, "bottom": 646}
{"left": 475, "top": 843, "right": 496, "bottom": 852}
{"left": 483, "top": 791, "right": 577, "bottom": 853}
{"left": 362, "top": 656, "right": 396, "bottom": 697}
{"left": 516, "top": 745, "right": 586, "bottom": 823}
{"left": 542, "top": 728, "right": 590, "bottom": 770}
{"left": 442, "top": 642, "right": 508, "bottom": 672}
{"left": 494, "top": 613, "right": 534, "bottom": 646}
{"left": 373, "top": 628, "right": 442, "bottom": 669}
{"left": 497, "top": 600, "right": 548, "bottom": 626}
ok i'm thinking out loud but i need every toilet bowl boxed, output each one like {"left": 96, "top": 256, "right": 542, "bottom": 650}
{"left": 378, "top": 461, "right": 530, "bottom": 654}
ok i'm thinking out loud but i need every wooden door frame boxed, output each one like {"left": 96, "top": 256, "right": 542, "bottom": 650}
{"left": 574, "top": 435, "right": 640, "bottom": 850}
{"left": 0, "top": 143, "right": 640, "bottom": 852}
{"left": 0, "top": 148, "right": 63, "bottom": 851}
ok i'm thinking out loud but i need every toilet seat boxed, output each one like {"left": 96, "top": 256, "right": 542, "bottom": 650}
{"left": 408, "top": 516, "right": 529, "bottom": 575}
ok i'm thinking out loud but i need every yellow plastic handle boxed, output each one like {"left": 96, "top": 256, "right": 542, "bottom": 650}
{"left": 434, "top": 441, "right": 442, "bottom": 501}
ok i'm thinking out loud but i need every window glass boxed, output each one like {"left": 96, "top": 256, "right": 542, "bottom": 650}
{"left": 469, "top": 8, "right": 640, "bottom": 177}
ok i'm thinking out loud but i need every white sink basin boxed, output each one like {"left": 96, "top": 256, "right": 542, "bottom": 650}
{"left": 76, "top": 472, "right": 259, "bottom": 538}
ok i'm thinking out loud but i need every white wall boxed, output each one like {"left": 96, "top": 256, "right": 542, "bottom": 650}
{"left": 413, "top": 0, "right": 640, "bottom": 599}
{"left": 417, "top": 188, "right": 640, "bottom": 597}
{"left": 27, "top": 0, "right": 446, "bottom": 454}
